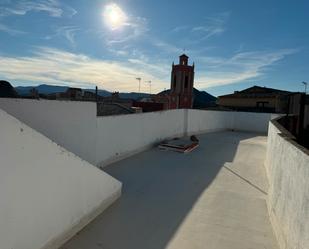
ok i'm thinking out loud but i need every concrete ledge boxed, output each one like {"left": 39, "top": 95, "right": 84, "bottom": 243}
{"left": 42, "top": 189, "right": 121, "bottom": 249}
{"left": 0, "top": 109, "right": 122, "bottom": 249}
{"left": 271, "top": 116, "right": 309, "bottom": 155}
{"left": 265, "top": 117, "right": 309, "bottom": 249}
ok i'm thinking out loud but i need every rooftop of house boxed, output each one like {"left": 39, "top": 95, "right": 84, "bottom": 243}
{"left": 1, "top": 99, "right": 307, "bottom": 249}
{"left": 97, "top": 102, "right": 135, "bottom": 116}
{"left": 61, "top": 131, "right": 278, "bottom": 249}
{"left": 219, "top": 86, "right": 292, "bottom": 98}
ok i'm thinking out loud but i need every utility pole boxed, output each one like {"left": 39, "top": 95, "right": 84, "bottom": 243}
{"left": 95, "top": 86, "right": 98, "bottom": 103}
{"left": 136, "top": 77, "right": 141, "bottom": 93}
{"left": 145, "top": 80, "right": 152, "bottom": 94}
{"left": 302, "top": 81, "right": 307, "bottom": 94}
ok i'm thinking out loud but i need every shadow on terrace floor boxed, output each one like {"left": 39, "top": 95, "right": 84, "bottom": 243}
{"left": 62, "top": 131, "right": 265, "bottom": 249}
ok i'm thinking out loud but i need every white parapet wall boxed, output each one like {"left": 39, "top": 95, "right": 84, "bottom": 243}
{"left": 0, "top": 98, "right": 97, "bottom": 164}
{"left": 265, "top": 119, "right": 309, "bottom": 249}
{"left": 187, "top": 109, "right": 278, "bottom": 135}
{"left": 233, "top": 111, "right": 280, "bottom": 133}
{"left": 0, "top": 109, "right": 122, "bottom": 249}
{"left": 187, "top": 109, "right": 234, "bottom": 134}
{"left": 0, "top": 98, "right": 277, "bottom": 167}
{"left": 96, "top": 109, "right": 186, "bottom": 166}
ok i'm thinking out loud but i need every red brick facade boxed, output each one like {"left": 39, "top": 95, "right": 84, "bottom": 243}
{"left": 169, "top": 54, "right": 194, "bottom": 109}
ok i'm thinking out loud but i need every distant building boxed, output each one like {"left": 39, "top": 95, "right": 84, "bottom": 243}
{"left": 133, "top": 54, "right": 218, "bottom": 112}
{"left": 169, "top": 54, "right": 194, "bottom": 109}
{"left": 102, "top": 92, "right": 133, "bottom": 108}
{"left": 30, "top": 88, "right": 39, "bottom": 99}
{"left": 217, "top": 86, "right": 292, "bottom": 113}
{"left": 65, "top": 87, "right": 83, "bottom": 100}
{"left": 133, "top": 101, "right": 165, "bottom": 112}
{"left": 83, "top": 91, "right": 96, "bottom": 101}
{"left": 138, "top": 54, "right": 195, "bottom": 111}
{"left": 153, "top": 93, "right": 170, "bottom": 110}
{"left": 284, "top": 93, "right": 309, "bottom": 148}
{"left": 48, "top": 87, "right": 83, "bottom": 100}
{"left": 97, "top": 102, "right": 136, "bottom": 116}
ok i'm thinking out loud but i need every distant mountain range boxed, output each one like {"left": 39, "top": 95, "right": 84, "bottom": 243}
{"left": 14, "top": 84, "right": 151, "bottom": 100}
{"left": 13, "top": 84, "right": 217, "bottom": 107}
{"left": 15, "top": 85, "right": 70, "bottom": 95}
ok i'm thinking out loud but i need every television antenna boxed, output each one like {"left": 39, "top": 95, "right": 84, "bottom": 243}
{"left": 302, "top": 81, "right": 307, "bottom": 94}
{"left": 145, "top": 80, "right": 152, "bottom": 94}
{"left": 136, "top": 77, "right": 141, "bottom": 93}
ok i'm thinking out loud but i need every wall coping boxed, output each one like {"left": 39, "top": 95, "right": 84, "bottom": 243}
{"left": 271, "top": 116, "right": 309, "bottom": 156}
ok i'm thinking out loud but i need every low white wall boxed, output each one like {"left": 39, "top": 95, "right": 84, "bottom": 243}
{"left": 187, "top": 110, "right": 277, "bottom": 135}
{"left": 0, "top": 98, "right": 97, "bottom": 164}
{"left": 265, "top": 121, "right": 309, "bottom": 249}
{"left": 233, "top": 112, "right": 280, "bottom": 133}
{"left": 0, "top": 99, "right": 277, "bottom": 167}
{"left": 96, "top": 109, "right": 185, "bottom": 166}
{"left": 187, "top": 110, "right": 234, "bottom": 135}
{"left": 0, "top": 109, "right": 122, "bottom": 249}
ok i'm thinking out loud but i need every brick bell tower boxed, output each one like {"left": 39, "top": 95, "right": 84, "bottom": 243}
{"left": 169, "top": 54, "right": 194, "bottom": 109}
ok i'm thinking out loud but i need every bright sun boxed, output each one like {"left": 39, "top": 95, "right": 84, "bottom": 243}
{"left": 103, "top": 3, "right": 127, "bottom": 30}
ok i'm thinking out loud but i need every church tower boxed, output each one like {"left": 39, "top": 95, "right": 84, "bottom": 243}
{"left": 169, "top": 54, "right": 194, "bottom": 109}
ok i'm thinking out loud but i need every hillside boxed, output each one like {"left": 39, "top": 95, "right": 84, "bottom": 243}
{"left": 14, "top": 84, "right": 150, "bottom": 100}
{"left": 0, "top": 80, "right": 18, "bottom": 98}
{"left": 159, "top": 88, "right": 217, "bottom": 108}
{"left": 13, "top": 84, "right": 216, "bottom": 106}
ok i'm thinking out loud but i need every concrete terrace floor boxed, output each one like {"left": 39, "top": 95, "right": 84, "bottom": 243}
{"left": 62, "top": 131, "right": 279, "bottom": 249}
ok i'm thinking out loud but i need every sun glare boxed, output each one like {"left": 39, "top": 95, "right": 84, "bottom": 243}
{"left": 103, "top": 3, "right": 127, "bottom": 30}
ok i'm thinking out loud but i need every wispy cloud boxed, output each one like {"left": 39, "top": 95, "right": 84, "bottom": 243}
{"left": 45, "top": 26, "right": 80, "bottom": 47}
{"left": 0, "top": 47, "right": 169, "bottom": 92}
{"left": 171, "top": 25, "right": 188, "bottom": 33}
{"left": 0, "top": 0, "right": 77, "bottom": 18}
{"left": 150, "top": 38, "right": 182, "bottom": 54}
{"left": 171, "top": 12, "right": 230, "bottom": 45}
{"left": 191, "top": 25, "right": 224, "bottom": 39}
{"left": 191, "top": 12, "right": 229, "bottom": 41}
{"left": 0, "top": 46, "right": 298, "bottom": 93}
{"left": 128, "top": 58, "right": 170, "bottom": 76}
{"left": 0, "top": 23, "right": 27, "bottom": 36}
{"left": 196, "top": 49, "right": 298, "bottom": 88}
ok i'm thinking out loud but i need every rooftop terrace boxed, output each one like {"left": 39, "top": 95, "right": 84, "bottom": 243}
{"left": 62, "top": 131, "right": 278, "bottom": 249}
{"left": 1, "top": 99, "right": 307, "bottom": 249}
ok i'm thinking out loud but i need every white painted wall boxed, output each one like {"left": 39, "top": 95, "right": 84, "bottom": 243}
{"left": 233, "top": 112, "right": 280, "bottom": 133}
{"left": 0, "top": 99, "right": 277, "bottom": 167}
{"left": 187, "top": 110, "right": 234, "bottom": 135}
{"left": 187, "top": 110, "right": 277, "bottom": 135}
{"left": 0, "top": 109, "right": 122, "bottom": 249}
{"left": 96, "top": 109, "right": 185, "bottom": 166}
{"left": 0, "top": 98, "right": 97, "bottom": 164}
{"left": 265, "top": 121, "right": 309, "bottom": 249}
{"left": 95, "top": 109, "right": 275, "bottom": 166}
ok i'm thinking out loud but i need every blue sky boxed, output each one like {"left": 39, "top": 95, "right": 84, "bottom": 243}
{"left": 0, "top": 0, "right": 308, "bottom": 96}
